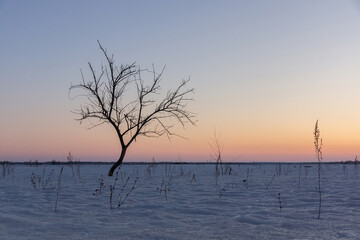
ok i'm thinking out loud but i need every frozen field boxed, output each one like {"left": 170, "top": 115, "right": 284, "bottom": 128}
{"left": 1, "top": 162, "right": 360, "bottom": 239}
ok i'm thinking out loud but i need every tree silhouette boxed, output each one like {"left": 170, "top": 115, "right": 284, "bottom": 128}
{"left": 70, "top": 41, "right": 196, "bottom": 176}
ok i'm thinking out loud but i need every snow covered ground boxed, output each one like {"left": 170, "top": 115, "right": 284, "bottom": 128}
{"left": 1, "top": 162, "right": 360, "bottom": 239}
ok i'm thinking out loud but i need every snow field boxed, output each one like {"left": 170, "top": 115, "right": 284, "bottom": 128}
{"left": 1, "top": 163, "right": 360, "bottom": 239}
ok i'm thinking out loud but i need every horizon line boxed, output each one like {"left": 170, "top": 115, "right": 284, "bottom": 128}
{"left": 1, "top": 160, "right": 358, "bottom": 165}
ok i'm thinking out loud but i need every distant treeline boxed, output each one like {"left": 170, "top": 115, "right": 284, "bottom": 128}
{"left": 0, "top": 161, "right": 113, "bottom": 165}
{"left": 0, "top": 161, "right": 358, "bottom": 165}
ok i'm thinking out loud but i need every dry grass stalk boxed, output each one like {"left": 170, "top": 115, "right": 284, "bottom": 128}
{"left": 54, "top": 166, "right": 64, "bottom": 212}
{"left": 314, "top": 120, "right": 322, "bottom": 220}
{"left": 266, "top": 174, "right": 276, "bottom": 190}
{"left": 209, "top": 131, "right": 223, "bottom": 185}
{"left": 278, "top": 193, "right": 282, "bottom": 212}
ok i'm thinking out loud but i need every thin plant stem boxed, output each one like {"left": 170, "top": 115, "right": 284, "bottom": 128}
{"left": 54, "top": 166, "right": 64, "bottom": 213}
{"left": 314, "top": 120, "right": 322, "bottom": 220}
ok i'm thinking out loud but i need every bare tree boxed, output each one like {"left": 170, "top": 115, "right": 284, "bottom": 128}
{"left": 70, "top": 41, "right": 196, "bottom": 176}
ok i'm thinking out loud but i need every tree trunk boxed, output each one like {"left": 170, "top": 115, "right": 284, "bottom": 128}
{"left": 108, "top": 148, "right": 127, "bottom": 176}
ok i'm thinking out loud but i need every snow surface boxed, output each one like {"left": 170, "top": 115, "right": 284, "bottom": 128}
{"left": 1, "top": 162, "right": 360, "bottom": 239}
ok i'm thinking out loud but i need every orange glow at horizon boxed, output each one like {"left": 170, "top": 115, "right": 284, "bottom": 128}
{"left": 1, "top": 115, "right": 360, "bottom": 162}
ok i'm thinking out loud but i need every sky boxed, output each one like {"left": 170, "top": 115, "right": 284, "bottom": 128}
{"left": 1, "top": 0, "right": 360, "bottom": 162}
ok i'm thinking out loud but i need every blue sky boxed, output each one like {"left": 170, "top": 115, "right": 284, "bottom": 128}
{"left": 1, "top": 1, "right": 360, "bottom": 162}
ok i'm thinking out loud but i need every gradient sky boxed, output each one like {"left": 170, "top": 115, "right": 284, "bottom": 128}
{"left": 1, "top": 0, "right": 360, "bottom": 162}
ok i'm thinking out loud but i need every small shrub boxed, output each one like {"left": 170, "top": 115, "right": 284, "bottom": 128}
{"left": 190, "top": 174, "right": 196, "bottom": 183}
{"left": 2, "top": 162, "right": 15, "bottom": 179}
{"left": 117, "top": 177, "right": 138, "bottom": 208}
{"left": 243, "top": 168, "right": 249, "bottom": 190}
{"left": 109, "top": 169, "right": 138, "bottom": 209}
{"left": 218, "top": 188, "right": 225, "bottom": 199}
{"left": 93, "top": 175, "right": 105, "bottom": 196}
{"left": 31, "top": 168, "right": 55, "bottom": 190}
{"left": 157, "top": 178, "right": 171, "bottom": 203}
